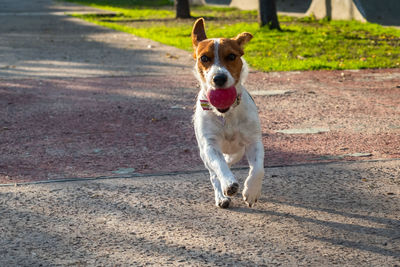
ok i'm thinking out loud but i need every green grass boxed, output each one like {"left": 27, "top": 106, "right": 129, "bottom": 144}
{"left": 66, "top": 0, "right": 400, "bottom": 71}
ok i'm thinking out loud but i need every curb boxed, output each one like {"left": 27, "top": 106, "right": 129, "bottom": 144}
{"left": 1, "top": 158, "right": 399, "bottom": 187}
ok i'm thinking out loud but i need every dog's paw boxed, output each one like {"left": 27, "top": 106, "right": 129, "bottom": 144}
{"left": 216, "top": 197, "right": 231, "bottom": 209}
{"left": 242, "top": 181, "right": 262, "bottom": 207}
{"left": 223, "top": 182, "right": 239, "bottom": 197}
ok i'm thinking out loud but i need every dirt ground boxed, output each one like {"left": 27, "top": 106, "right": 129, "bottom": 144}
{"left": 0, "top": 0, "right": 399, "bottom": 266}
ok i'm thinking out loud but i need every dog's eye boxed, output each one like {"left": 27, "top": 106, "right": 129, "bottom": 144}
{"left": 200, "top": 55, "right": 210, "bottom": 63}
{"left": 227, "top": 53, "right": 236, "bottom": 61}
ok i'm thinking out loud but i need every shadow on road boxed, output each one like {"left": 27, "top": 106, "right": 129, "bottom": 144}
{"left": 1, "top": 160, "right": 399, "bottom": 265}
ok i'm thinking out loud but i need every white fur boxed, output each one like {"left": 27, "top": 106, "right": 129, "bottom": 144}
{"left": 193, "top": 51, "right": 265, "bottom": 208}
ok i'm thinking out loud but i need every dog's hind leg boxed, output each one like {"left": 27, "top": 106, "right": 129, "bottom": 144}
{"left": 209, "top": 170, "right": 231, "bottom": 208}
{"left": 242, "top": 140, "right": 265, "bottom": 207}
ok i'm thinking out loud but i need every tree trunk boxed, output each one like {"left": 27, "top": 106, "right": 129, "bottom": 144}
{"left": 258, "top": 0, "right": 281, "bottom": 30}
{"left": 175, "top": 0, "right": 191, "bottom": 19}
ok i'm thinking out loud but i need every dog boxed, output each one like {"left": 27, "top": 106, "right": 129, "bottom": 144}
{"left": 191, "top": 18, "right": 264, "bottom": 208}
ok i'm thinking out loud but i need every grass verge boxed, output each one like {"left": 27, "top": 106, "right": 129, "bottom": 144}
{"left": 66, "top": 0, "right": 400, "bottom": 72}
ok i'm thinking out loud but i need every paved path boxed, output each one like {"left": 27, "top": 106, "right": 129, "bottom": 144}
{"left": 0, "top": 0, "right": 399, "bottom": 265}
{"left": 1, "top": 160, "right": 399, "bottom": 266}
{"left": 0, "top": 0, "right": 192, "bottom": 78}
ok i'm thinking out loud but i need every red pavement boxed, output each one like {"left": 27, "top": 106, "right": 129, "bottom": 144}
{"left": 1, "top": 69, "right": 399, "bottom": 184}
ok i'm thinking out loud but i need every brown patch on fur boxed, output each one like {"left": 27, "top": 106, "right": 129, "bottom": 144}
{"left": 191, "top": 18, "right": 253, "bottom": 85}
{"left": 191, "top": 18, "right": 207, "bottom": 58}
{"left": 233, "top": 32, "right": 253, "bottom": 48}
{"left": 218, "top": 38, "right": 244, "bottom": 84}
{"left": 195, "top": 40, "right": 215, "bottom": 82}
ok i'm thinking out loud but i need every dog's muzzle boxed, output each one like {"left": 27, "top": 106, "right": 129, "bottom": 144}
{"left": 213, "top": 74, "right": 228, "bottom": 88}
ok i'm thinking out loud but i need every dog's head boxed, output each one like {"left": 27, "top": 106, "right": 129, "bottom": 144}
{"left": 191, "top": 18, "right": 252, "bottom": 91}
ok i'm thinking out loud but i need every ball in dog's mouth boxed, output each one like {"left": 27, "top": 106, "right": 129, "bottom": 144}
{"left": 206, "top": 86, "right": 237, "bottom": 111}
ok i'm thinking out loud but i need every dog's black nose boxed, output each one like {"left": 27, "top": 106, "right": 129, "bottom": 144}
{"left": 213, "top": 74, "right": 227, "bottom": 87}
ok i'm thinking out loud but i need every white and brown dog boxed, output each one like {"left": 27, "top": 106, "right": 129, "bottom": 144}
{"left": 192, "top": 18, "right": 264, "bottom": 208}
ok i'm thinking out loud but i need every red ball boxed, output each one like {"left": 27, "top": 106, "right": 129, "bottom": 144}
{"left": 206, "top": 86, "right": 237, "bottom": 109}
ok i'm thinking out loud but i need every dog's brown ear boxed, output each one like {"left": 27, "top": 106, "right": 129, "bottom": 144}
{"left": 234, "top": 32, "right": 253, "bottom": 47}
{"left": 192, "top": 18, "right": 207, "bottom": 49}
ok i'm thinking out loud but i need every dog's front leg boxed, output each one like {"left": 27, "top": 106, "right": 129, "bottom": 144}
{"left": 243, "top": 140, "right": 265, "bottom": 207}
{"left": 201, "top": 143, "right": 239, "bottom": 198}
{"left": 209, "top": 171, "right": 232, "bottom": 208}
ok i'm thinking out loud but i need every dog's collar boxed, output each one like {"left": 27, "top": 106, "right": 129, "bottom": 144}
{"left": 200, "top": 93, "right": 242, "bottom": 112}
